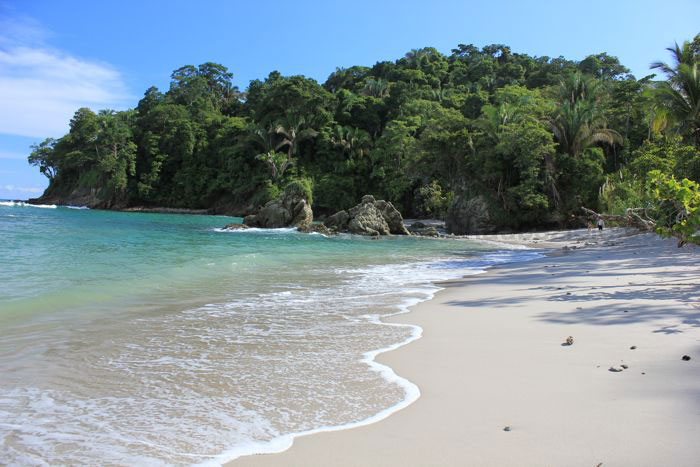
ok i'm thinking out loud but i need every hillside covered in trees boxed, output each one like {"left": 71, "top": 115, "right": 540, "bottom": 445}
{"left": 28, "top": 36, "right": 700, "bottom": 233}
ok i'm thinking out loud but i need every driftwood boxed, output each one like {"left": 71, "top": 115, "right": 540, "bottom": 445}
{"left": 581, "top": 206, "right": 656, "bottom": 232}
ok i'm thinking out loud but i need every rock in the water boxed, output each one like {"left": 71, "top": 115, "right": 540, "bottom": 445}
{"left": 682, "top": 355, "right": 691, "bottom": 361}
{"left": 325, "top": 195, "right": 410, "bottom": 236}
{"left": 243, "top": 183, "right": 313, "bottom": 229}
{"left": 445, "top": 195, "right": 495, "bottom": 235}
{"left": 374, "top": 200, "right": 410, "bottom": 235}
{"left": 297, "top": 223, "right": 335, "bottom": 236}
{"left": 347, "top": 202, "right": 390, "bottom": 236}
{"left": 223, "top": 223, "right": 251, "bottom": 230}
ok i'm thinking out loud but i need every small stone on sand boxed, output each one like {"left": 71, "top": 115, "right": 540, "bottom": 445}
{"left": 503, "top": 426, "right": 511, "bottom": 432}
{"left": 609, "top": 366, "right": 623, "bottom": 372}
{"left": 630, "top": 346, "right": 636, "bottom": 350}
{"left": 682, "top": 355, "right": 691, "bottom": 361}
{"left": 564, "top": 336, "right": 574, "bottom": 346}
{"left": 621, "top": 364, "right": 629, "bottom": 369}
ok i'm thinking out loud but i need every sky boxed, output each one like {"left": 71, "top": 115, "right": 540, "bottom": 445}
{"left": 1, "top": 0, "right": 698, "bottom": 200}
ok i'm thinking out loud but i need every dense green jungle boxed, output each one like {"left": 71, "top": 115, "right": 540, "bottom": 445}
{"left": 28, "top": 35, "right": 700, "bottom": 240}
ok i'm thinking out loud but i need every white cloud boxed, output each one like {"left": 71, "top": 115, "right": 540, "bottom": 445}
{"left": 0, "top": 15, "right": 131, "bottom": 138}
{"left": 2, "top": 184, "right": 42, "bottom": 193}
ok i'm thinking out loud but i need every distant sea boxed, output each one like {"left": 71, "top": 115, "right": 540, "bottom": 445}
{"left": 0, "top": 200, "right": 541, "bottom": 465}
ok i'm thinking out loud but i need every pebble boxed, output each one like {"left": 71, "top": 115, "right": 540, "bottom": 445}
{"left": 682, "top": 355, "right": 691, "bottom": 361}
{"left": 503, "top": 426, "right": 511, "bottom": 432}
{"left": 630, "top": 346, "right": 636, "bottom": 350}
{"left": 564, "top": 336, "right": 574, "bottom": 346}
{"left": 609, "top": 366, "right": 623, "bottom": 372}
{"left": 621, "top": 364, "right": 629, "bottom": 369}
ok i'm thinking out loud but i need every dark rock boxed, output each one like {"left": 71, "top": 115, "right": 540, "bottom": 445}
{"left": 503, "top": 426, "right": 511, "bottom": 432}
{"left": 410, "top": 226, "right": 440, "bottom": 237}
{"left": 621, "top": 364, "right": 629, "bottom": 369}
{"left": 609, "top": 366, "right": 623, "bottom": 372}
{"left": 297, "top": 224, "right": 335, "bottom": 236}
{"left": 348, "top": 202, "right": 390, "bottom": 236}
{"left": 223, "top": 223, "right": 251, "bottom": 230}
{"left": 445, "top": 195, "right": 495, "bottom": 235}
{"left": 563, "top": 336, "right": 574, "bottom": 346}
{"left": 243, "top": 184, "right": 313, "bottom": 229}
{"left": 682, "top": 355, "right": 691, "bottom": 361}
{"left": 324, "top": 210, "right": 350, "bottom": 231}
{"left": 630, "top": 346, "right": 637, "bottom": 350}
{"left": 325, "top": 195, "right": 410, "bottom": 236}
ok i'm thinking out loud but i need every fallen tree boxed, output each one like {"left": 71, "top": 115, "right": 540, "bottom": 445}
{"left": 581, "top": 206, "right": 656, "bottom": 232}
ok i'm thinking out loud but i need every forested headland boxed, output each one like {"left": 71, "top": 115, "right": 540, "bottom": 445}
{"left": 28, "top": 36, "right": 700, "bottom": 236}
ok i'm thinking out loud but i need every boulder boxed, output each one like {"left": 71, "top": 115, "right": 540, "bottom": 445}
{"left": 223, "top": 223, "right": 251, "bottom": 230}
{"left": 324, "top": 210, "right": 350, "bottom": 231}
{"left": 445, "top": 195, "right": 495, "bottom": 235}
{"left": 374, "top": 200, "right": 410, "bottom": 235}
{"left": 324, "top": 195, "right": 410, "bottom": 236}
{"left": 297, "top": 223, "right": 335, "bottom": 235}
{"left": 243, "top": 183, "right": 313, "bottom": 229}
{"left": 348, "top": 202, "right": 391, "bottom": 236}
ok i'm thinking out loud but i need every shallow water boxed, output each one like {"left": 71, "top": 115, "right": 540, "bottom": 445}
{"left": 0, "top": 202, "right": 540, "bottom": 465}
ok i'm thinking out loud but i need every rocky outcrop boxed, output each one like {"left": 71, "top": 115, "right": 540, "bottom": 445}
{"left": 297, "top": 223, "right": 335, "bottom": 235}
{"left": 445, "top": 195, "right": 495, "bottom": 235}
{"left": 222, "top": 223, "right": 251, "bottom": 230}
{"left": 324, "top": 195, "right": 410, "bottom": 236}
{"left": 243, "top": 183, "right": 313, "bottom": 229}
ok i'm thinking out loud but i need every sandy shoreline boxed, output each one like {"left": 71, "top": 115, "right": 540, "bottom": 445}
{"left": 229, "top": 228, "right": 699, "bottom": 467}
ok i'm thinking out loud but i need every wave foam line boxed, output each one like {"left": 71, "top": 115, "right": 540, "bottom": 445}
{"left": 197, "top": 249, "right": 542, "bottom": 466}
{"left": 0, "top": 201, "right": 57, "bottom": 209}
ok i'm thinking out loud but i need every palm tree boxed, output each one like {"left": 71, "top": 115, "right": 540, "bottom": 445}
{"left": 361, "top": 78, "right": 390, "bottom": 98}
{"left": 247, "top": 123, "right": 287, "bottom": 179}
{"left": 330, "top": 126, "right": 372, "bottom": 160}
{"left": 651, "top": 39, "right": 700, "bottom": 145}
{"left": 651, "top": 39, "right": 698, "bottom": 84}
{"left": 547, "top": 72, "right": 622, "bottom": 207}
{"left": 274, "top": 113, "right": 319, "bottom": 171}
{"left": 549, "top": 73, "right": 622, "bottom": 157}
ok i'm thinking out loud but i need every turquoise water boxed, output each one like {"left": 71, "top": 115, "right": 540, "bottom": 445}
{"left": 0, "top": 201, "right": 540, "bottom": 465}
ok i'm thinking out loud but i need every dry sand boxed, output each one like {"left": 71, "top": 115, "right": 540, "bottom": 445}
{"left": 231, "top": 228, "right": 700, "bottom": 467}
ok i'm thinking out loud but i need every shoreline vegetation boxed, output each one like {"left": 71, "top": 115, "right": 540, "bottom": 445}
{"left": 230, "top": 228, "right": 699, "bottom": 466}
{"left": 25, "top": 36, "right": 700, "bottom": 244}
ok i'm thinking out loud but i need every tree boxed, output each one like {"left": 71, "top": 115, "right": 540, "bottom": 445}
{"left": 28, "top": 138, "right": 58, "bottom": 180}
{"left": 651, "top": 39, "right": 700, "bottom": 145}
{"left": 273, "top": 113, "right": 319, "bottom": 173}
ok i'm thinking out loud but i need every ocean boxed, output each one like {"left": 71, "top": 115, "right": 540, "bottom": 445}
{"left": 0, "top": 201, "right": 540, "bottom": 465}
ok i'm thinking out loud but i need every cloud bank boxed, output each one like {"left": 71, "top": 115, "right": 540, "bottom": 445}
{"left": 0, "top": 15, "right": 131, "bottom": 139}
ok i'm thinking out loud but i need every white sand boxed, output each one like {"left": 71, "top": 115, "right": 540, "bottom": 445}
{"left": 231, "top": 229, "right": 700, "bottom": 466}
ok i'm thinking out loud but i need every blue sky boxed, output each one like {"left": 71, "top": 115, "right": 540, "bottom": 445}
{"left": 1, "top": 0, "right": 698, "bottom": 200}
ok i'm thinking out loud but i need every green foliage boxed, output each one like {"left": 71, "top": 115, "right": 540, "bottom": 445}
{"left": 27, "top": 37, "right": 700, "bottom": 231}
{"left": 285, "top": 177, "right": 314, "bottom": 206}
{"left": 414, "top": 181, "right": 449, "bottom": 218}
{"left": 647, "top": 171, "right": 700, "bottom": 246}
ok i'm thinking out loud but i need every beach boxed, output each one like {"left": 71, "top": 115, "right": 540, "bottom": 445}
{"left": 233, "top": 229, "right": 700, "bottom": 466}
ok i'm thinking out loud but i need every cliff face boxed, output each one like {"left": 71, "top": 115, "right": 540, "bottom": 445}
{"left": 29, "top": 184, "right": 126, "bottom": 209}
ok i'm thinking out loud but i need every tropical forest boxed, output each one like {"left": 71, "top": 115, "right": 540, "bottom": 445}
{"left": 28, "top": 35, "right": 700, "bottom": 239}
